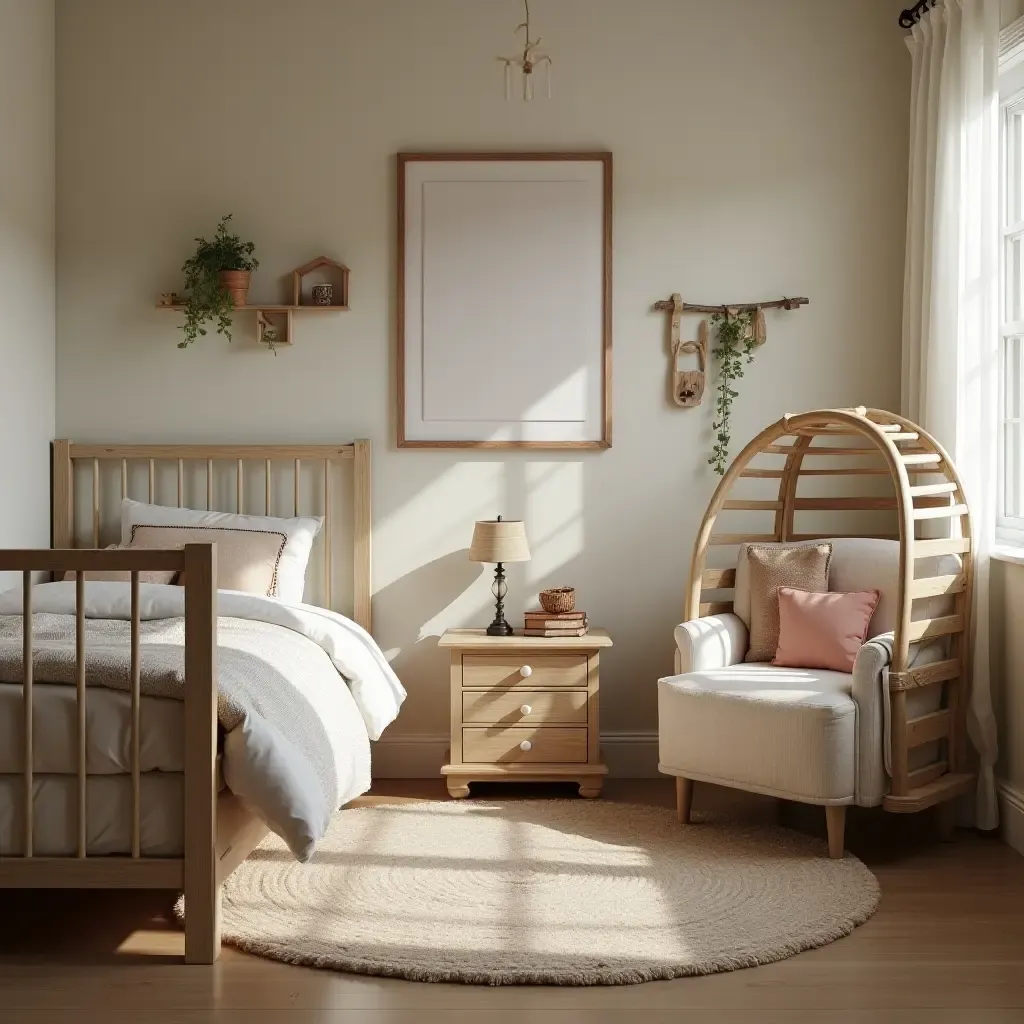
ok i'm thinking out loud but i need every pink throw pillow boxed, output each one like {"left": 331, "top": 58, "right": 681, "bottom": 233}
{"left": 773, "top": 587, "right": 881, "bottom": 673}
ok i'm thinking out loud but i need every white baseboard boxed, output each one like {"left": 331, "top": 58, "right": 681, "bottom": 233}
{"left": 998, "top": 780, "right": 1024, "bottom": 856}
{"left": 372, "top": 731, "right": 660, "bottom": 779}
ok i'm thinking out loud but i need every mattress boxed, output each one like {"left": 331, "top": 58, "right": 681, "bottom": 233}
{"left": 0, "top": 773, "right": 185, "bottom": 857}
{"left": 0, "top": 683, "right": 372, "bottom": 858}
{"left": 0, "top": 682, "right": 184, "bottom": 774}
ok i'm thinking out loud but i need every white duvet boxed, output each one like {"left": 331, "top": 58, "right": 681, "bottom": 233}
{"left": 0, "top": 582, "right": 406, "bottom": 860}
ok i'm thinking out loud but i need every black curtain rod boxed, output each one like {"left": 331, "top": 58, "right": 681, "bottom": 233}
{"left": 899, "top": 0, "right": 939, "bottom": 28}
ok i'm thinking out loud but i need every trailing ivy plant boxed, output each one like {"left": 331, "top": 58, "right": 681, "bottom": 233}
{"left": 178, "top": 214, "right": 259, "bottom": 348}
{"left": 708, "top": 309, "right": 758, "bottom": 475}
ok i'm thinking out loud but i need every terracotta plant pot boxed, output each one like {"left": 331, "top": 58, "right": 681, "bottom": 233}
{"left": 218, "top": 269, "right": 251, "bottom": 307}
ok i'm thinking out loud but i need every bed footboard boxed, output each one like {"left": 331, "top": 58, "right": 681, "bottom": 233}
{"left": 0, "top": 544, "right": 223, "bottom": 964}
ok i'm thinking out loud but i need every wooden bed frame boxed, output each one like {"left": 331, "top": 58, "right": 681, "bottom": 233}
{"left": 0, "top": 439, "right": 372, "bottom": 963}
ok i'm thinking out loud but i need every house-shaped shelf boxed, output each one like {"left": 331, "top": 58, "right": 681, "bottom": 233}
{"left": 156, "top": 255, "right": 350, "bottom": 348}
{"left": 292, "top": 256, "right": 350, "bottom": 309}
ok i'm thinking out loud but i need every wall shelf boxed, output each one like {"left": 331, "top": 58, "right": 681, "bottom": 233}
{"left": 157, "top": 255, "right": 350, "bottom": 347}
{"left": 156, "top": 304, "right": 349, "bottom": 313}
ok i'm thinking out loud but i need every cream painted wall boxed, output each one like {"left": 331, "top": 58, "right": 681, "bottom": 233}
{"left": 55, "top": 0, "right": 909, "bottom": 756}
{"left": 0, "top": 0, "right": 55, "bottom": 587}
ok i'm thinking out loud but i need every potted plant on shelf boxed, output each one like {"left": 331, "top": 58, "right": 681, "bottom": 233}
{"left": 178, "top": 214, "right": 259, "bottom": 348}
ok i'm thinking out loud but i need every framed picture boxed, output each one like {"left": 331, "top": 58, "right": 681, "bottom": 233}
{"left": 397, "top": 152, "right": 612, "bottom": 449}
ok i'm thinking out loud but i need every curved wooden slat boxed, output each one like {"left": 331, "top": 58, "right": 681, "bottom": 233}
{"left": 699, "top": 601, "right": 733, "bottom": 616}
{"left": 907, "top": 709, "right": 951, "bottom": 748}
{"left": 912, "top": 503, "right": 969, "bottom": 520}
{"left": 906, "top": 614, "right": 964, "bottom": 643}
{"left": 910, "top": 574, "right": 965, "bottom": 599}
{"left": 913, "top": 537, "right": 971, "bottom": 557}
{"left": 909, "top": 481, "right": 958, "bottom": 498}
{"left": 890, "top": 658, "right": 959, "bottom": 691}
{"left": 779, "top": 435, "right": 813, "bottom": 542}
{"left": 793, "top": 498, "right": 897, "bottom": 511}
{"left": 707, "top": 533, "right": 778, "bottom": 546}
{"left": 701, "top": 568, "right": 736, "bottom": 589}
{"left": 722, "top": 500, "right": 782, "bottom": 511}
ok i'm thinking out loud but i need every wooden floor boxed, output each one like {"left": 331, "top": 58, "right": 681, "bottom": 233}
{"left": 1, "top": 778, "right": 1023, "bottom": 1023}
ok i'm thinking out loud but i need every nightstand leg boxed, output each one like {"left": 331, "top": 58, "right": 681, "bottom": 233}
{"left": 578, "top": 782, "right": 602, "bottom": 798}
{"left": 447, "top": 781, "right": 471, "bottom": 799}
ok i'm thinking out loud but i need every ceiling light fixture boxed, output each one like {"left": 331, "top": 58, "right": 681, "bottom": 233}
{"left": 497, "top": 0, "right": 551, "bottom": 101}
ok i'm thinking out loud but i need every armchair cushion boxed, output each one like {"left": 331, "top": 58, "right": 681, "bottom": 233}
{"left": 658, "top": 664, "right": 856, "bottom": 803}
{"left": 662, "top": 626, "right": 907, "bottom": 808}
{"left": 674, "top": 613, "right": 749, "bottom": 673}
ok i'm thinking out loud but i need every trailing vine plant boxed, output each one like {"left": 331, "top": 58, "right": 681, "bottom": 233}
{"left": 708, "top": 309, "right": 758, "bottom": 475}
{"left": 178, "top": 214, "right": 259, "bottom": 349}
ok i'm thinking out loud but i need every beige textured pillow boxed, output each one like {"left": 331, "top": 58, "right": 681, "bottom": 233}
{"left": 127, "top": 525, "right": 288, "bottom": 597}
{"left": 744, "top": 543, "right": 833, "bottom": 662}
{"left": 62, "top": 544, "right": 178, "bottom": 585}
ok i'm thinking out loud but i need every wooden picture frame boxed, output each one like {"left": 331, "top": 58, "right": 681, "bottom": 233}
{"left": 397, "top": 152, "right": 612, "bottom": 449}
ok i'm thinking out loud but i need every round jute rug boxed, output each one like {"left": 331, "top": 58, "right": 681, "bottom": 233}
{"left": 218, "top": 800, "right": 880, "bottom": 986}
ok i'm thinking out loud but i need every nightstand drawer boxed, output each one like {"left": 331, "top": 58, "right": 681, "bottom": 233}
{"left": 462, "top": 654, "right": 588, "bottom": 689}
{"left": 463, "top": 727, "right": 588, "bottom": 763}
{"left": 462, "top": 688, "right": 588, "bottom": 726}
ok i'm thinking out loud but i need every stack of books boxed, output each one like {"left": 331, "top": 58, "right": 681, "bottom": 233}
{"left": 523, "top": 610, "right": 589, "bottom": 637}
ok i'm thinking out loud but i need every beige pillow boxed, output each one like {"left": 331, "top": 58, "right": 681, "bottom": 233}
{"left": 744, "top": 543, "right": 833, "bottom": 662}
{"left": 127, "top": 525, "right": 288, "bottom": 597}
{"left": 62, "top": 544, "right": 178, "bottom": 585}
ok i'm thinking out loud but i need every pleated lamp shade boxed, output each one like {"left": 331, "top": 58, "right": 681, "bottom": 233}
{"left": 469, "top": 519, "right": 531, "bottom": 564}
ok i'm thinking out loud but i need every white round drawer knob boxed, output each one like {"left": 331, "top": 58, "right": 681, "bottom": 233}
{"left": 520, "top": 704, "right": 532, "bottom": 716}
{"left": 519, "top": 665, "right": 533, "bottom": 678}
{"left": 519, "top": 740, "right": 532, "bottom": 752}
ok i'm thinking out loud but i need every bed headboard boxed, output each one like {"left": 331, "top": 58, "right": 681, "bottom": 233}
{"left": 51, "top": 440, "right": 372, "bottom": 632}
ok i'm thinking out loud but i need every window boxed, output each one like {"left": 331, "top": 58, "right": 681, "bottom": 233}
{"left": 1000, "top": 91, "right": 1024, "bottom": 544}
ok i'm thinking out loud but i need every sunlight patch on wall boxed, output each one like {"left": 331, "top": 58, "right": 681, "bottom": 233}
{"left": 374, "top": 462, "right": 506, "bottom": 591}
{"left": 523, "top": 461, "right": 584, "bottom": 601}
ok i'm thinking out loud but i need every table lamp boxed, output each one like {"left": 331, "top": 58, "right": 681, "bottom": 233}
{"left": 469, "top": 516, "right": 531, "bottom": 636}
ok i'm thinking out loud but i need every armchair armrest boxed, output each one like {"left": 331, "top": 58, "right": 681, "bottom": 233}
{"left": 673, "top": 613, "right": 749, "bottom": 674}
{"left": 851, "top": 632, "right": 950, "bottom": 806}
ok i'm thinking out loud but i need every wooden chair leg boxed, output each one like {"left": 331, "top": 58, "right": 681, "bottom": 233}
{"left": 676, "top": 777, "right": 694, "bottom": 824}
{"left": 825, "top": 805, "right": 846, "bottom": 859}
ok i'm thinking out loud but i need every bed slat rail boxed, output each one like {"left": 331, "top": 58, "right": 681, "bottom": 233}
{"left": 0, "top": 546, "right": 220, "bottom": 956}
{"left": 22, "top": 573, "right": 33, "bottom": 858}
{"left": 75, "top": 572, "right": 86, "bottom": 858}
{"left": 53, "top": 440, "right": 372, "bottom": 632}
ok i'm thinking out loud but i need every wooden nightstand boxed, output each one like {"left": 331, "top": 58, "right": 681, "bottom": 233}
{"left": 439, "top": 628, "right": 612, "bottom": 799}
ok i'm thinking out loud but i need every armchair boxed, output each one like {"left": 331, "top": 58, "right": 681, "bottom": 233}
{"left": 658, "top": 408, "right": 975, "bottom": 857}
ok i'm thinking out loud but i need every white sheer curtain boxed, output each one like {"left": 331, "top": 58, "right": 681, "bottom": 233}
{"left": 901, "top": 0, "right": 1000, "bottom": 829}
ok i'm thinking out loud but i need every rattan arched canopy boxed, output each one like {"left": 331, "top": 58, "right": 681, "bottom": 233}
{"left": 686, "top": 407, "right": 974, "bottom": 814}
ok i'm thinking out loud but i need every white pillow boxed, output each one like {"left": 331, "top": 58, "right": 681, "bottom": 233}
{"left": 120, "top": 499, "right": 322, "bottom": 604}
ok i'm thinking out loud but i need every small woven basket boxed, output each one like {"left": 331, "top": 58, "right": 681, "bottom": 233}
{"left": 539, "top": 587, "right": 576, "bottom": 614}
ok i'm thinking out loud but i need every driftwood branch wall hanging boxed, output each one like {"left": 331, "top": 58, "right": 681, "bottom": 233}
{"left": 669, "top": 296, "right": 708, "bottom": 407}
{"left": 653, "top": 294, "right": 809, "bottom": 474}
